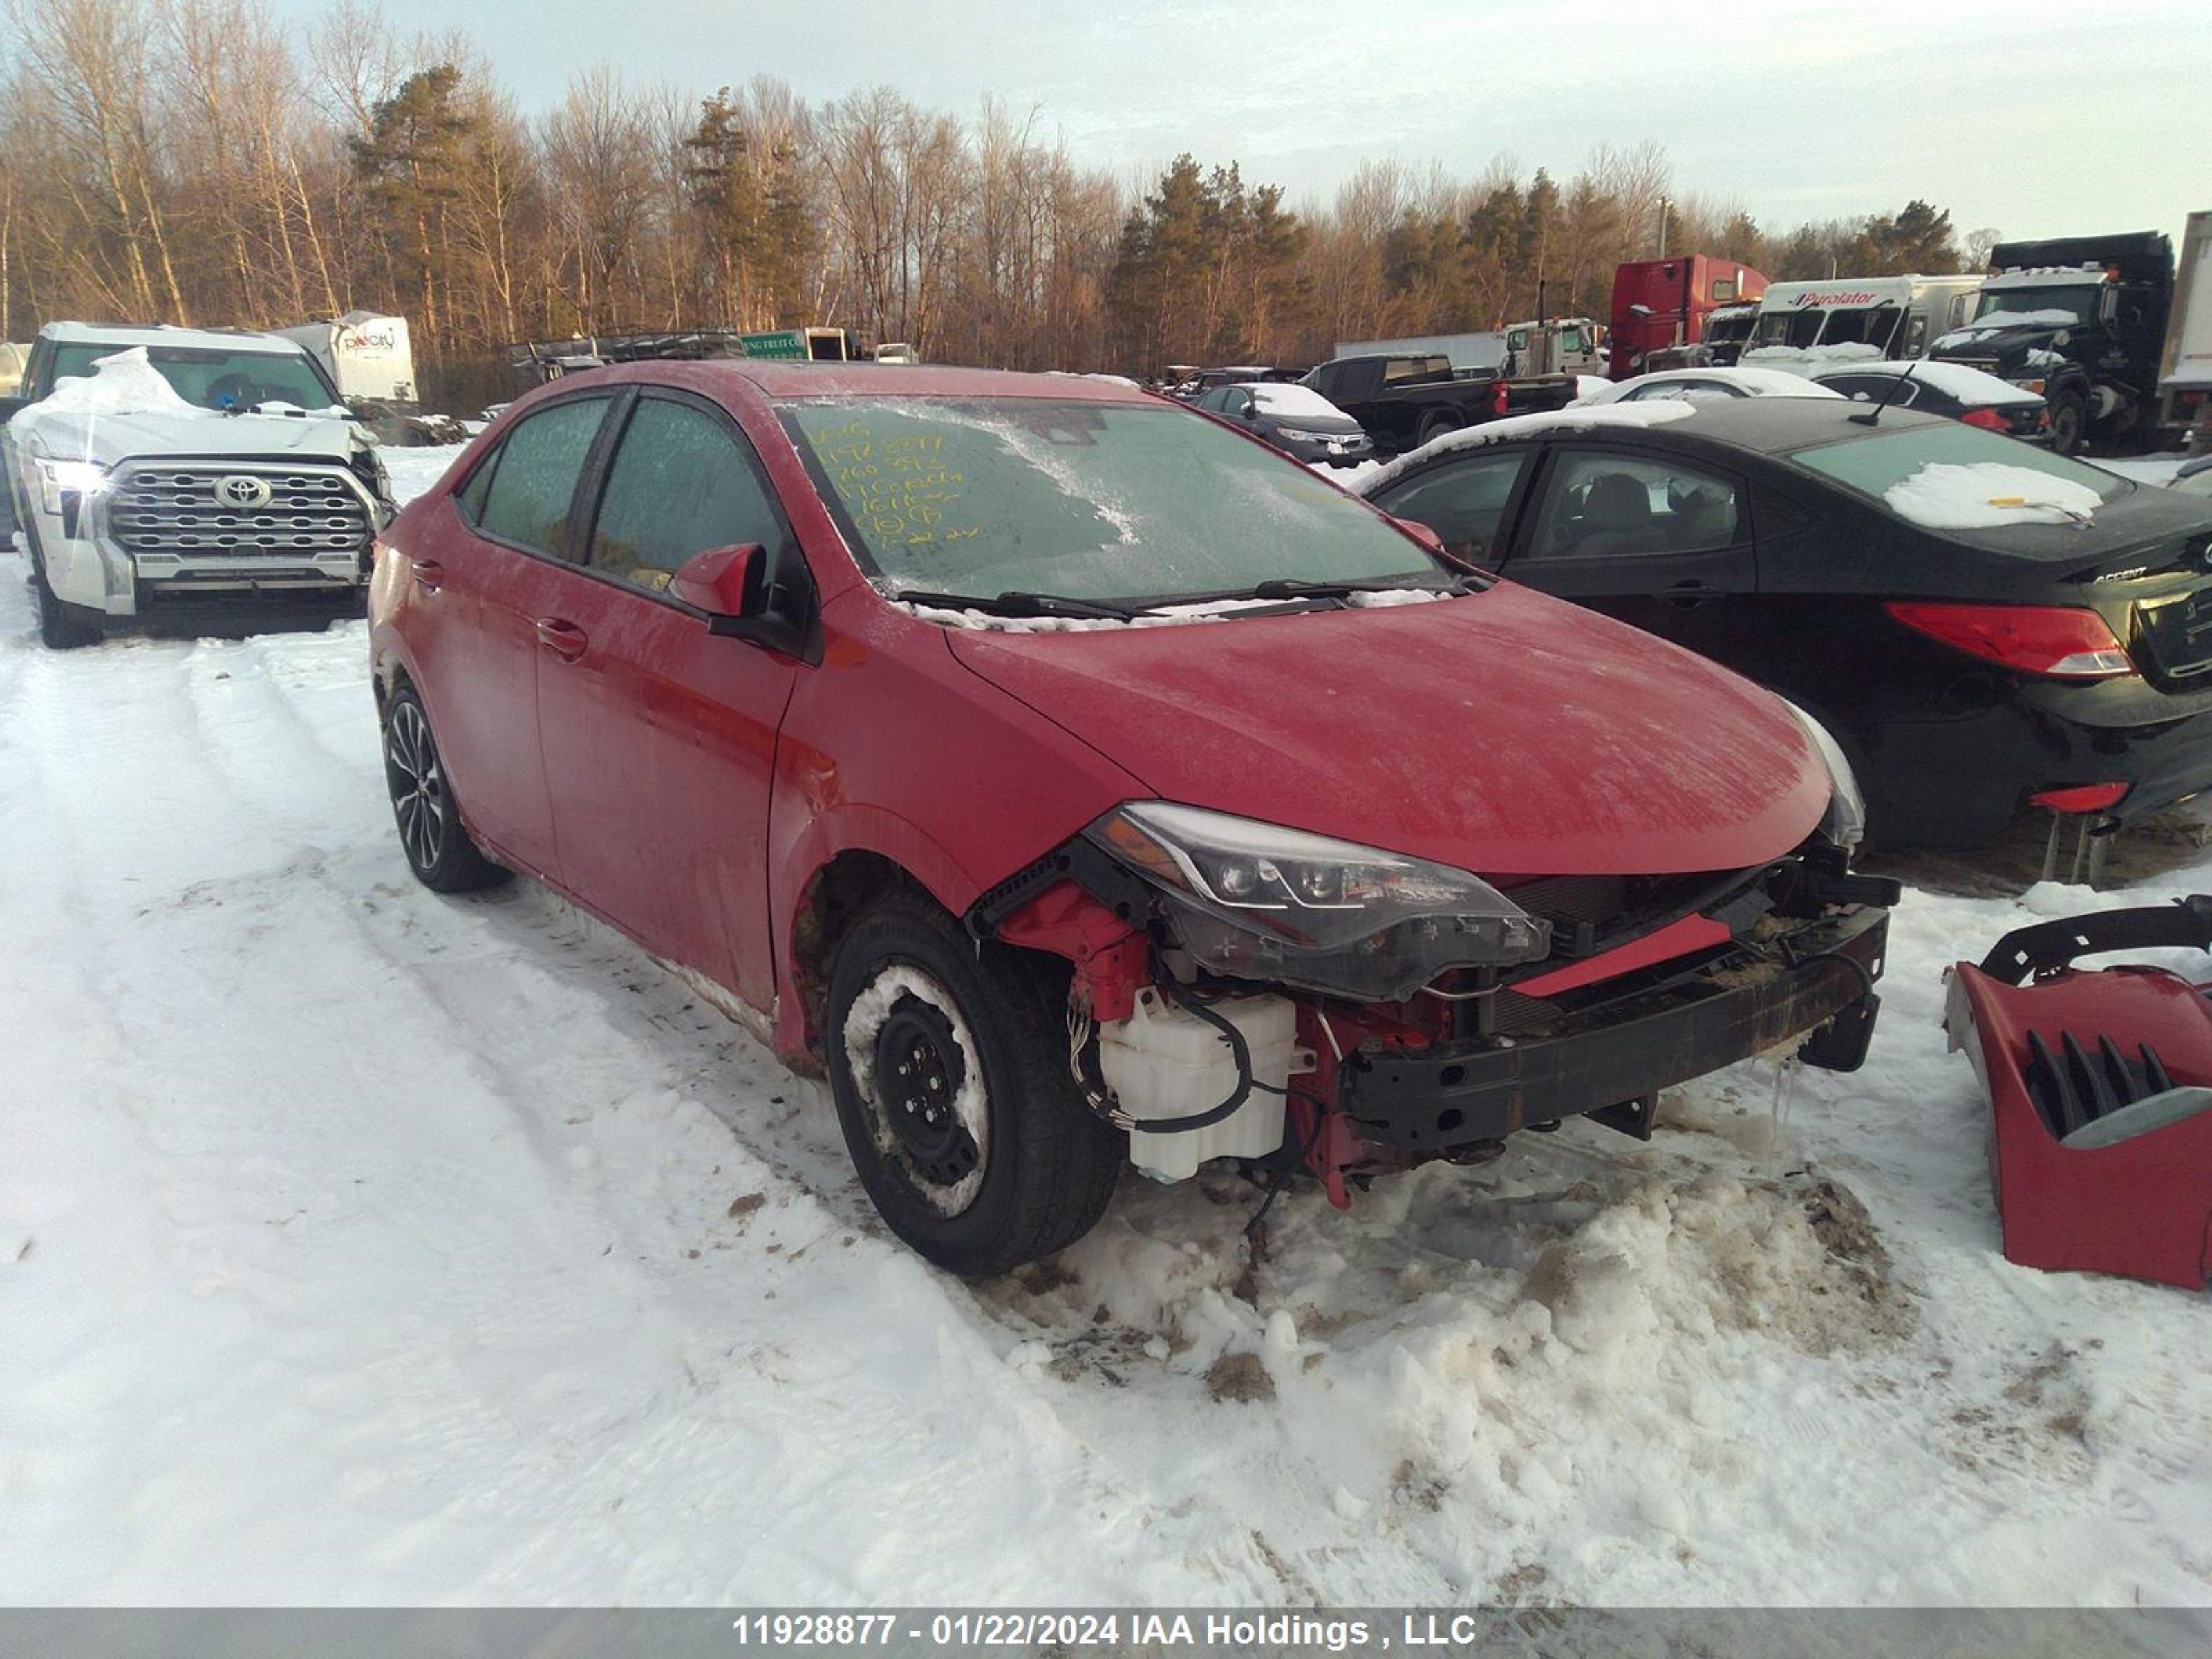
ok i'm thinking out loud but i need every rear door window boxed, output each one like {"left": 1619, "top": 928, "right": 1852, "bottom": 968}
{"left": 1528, "top": 451, "right": 1746, "bottom": 559}
{"left": 1371, "top": 452, "right": 1531, "bottom": 563}
{"left": 587, "top": 395, "right": 794, "bottom": 596}
{"left": 475, "top": 397, "right": 610, "bottom": 559}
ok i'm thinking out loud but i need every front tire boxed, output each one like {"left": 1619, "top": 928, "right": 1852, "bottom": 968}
{"left": 27, "top": 530, "right": 101, "bottom": 649}
{"left": 381, "top": 684, "right": 509, "bottom": 892}
{"left": 825, "top": 891, "right": 1121, "bottom": 1276}
{"left": 2047, "top": 391, "right": 2087, "bottom": 456}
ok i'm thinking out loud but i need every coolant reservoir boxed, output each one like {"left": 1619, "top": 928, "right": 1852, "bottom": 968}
{"left": 1098, "top": 987, "right": 1301, "bottom": 1183}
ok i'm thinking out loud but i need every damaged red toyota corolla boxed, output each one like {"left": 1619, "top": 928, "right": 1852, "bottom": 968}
{"left": 369, "top": 363, "right": 1895, "bottom": 1275}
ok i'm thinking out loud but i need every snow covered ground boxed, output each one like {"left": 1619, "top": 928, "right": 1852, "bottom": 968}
{"left": 3, "top": 446, "right": 2210, "bottom": 1607}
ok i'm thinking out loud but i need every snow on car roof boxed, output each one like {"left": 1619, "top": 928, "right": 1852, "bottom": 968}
{"left": 1812, "top": 359, "right": 2041, "bottom": 406}
{"left": 1584, "top": 366, "right": 1846, "bottom": 404}
{"left": 39, "top": 321, "right": 312, "bottom": 357}
{"left": 1238, "top": 382, "right": 1347, "bottom": 420}
{"left": 1351, "top": 402, "right": 1696, "bottom": 496}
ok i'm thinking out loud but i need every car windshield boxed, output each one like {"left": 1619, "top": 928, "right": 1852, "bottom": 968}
{"left": 1792, "top": 421, "right": 2130, "bottom": 505}
{"left": 1974, "top": 284, "right": 2101, "bottom": 327}
{"left": 782, "top": 397, "right": 1441, "bottom": 605}
{"left": 50, "top": 343, "right": 339, "bottom": 411}
{"left": 1705, "top": 310, "right": 1756, "bottom": 344}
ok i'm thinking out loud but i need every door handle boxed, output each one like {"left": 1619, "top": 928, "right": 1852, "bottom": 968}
{"left": 409, "top": 558, "right": 444, "bottom": 592}
{"left": 1666, "top": 581, "right": 1724, "bottom": 608}
{"left": 533, "top": 617, "right": 588, "bottom": 661}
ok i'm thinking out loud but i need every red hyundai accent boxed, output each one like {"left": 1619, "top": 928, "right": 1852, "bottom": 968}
{"left": 370, "top": 363, "right": 1893, "bottom": 1275}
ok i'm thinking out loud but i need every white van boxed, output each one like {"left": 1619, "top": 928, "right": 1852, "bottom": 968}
{"left": 1742, "top": 274, "right": 1983, "bottom": 375}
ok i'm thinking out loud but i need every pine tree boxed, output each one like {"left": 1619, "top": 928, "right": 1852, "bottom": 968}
{"left": 349, "top": 65, "right": 477, "bottom": 360}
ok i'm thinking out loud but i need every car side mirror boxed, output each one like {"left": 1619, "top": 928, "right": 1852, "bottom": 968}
{"left": 1391, "top": 517, "right": 1446, "bottom": 554}
{"left": 673, "top": 542, "right": 763, "bottom": 632}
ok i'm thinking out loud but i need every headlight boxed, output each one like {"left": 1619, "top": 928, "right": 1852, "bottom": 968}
{"left": 1087, "top": 801, "right": 1550, "bottom": 1000}
{"left": 1777, "top": 700, "right": 1864, "bottom": 852}
{"left": 34, "top": 457, "right": 108, "bottom": 517}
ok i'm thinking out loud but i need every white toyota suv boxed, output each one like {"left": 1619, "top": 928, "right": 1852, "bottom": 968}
{"left": 2, "top": 322, "right": 394, "bottom": 647}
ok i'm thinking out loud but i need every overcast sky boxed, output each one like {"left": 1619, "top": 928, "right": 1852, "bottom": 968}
{"left": 288, "top": 0, "right": 2209, "bottom": 245}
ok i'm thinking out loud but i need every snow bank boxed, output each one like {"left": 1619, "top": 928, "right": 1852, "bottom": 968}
{"left": 10, "top": 346, "right": 195, "bottom": 427}
{"left": 1885, "top": 462, "right": 2103, "bottom": 529}
{"left": 1354, "top": 402, "right": 1694, "bottom": 496}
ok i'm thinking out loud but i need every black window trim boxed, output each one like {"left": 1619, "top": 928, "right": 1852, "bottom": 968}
{"left": 1369, "top": 441, "right": 1543, "bottom": 565}
{"left": 453, "top": 385, "right": 620, "bottom": 559}
{"left": 1516, "top": 440, "right": 1756, "bottom": 563}
{"left": 572, "top": 384, "right": 815, "bottom": 626}
{"left": 457, "top": 382, "right": 821, "bottom": 664}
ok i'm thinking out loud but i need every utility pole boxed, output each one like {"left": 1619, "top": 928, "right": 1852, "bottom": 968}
{"left": 1656, "top": 196, "right": 1672, "bottom": 260}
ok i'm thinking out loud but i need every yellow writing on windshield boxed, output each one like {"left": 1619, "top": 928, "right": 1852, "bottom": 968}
{"left": 810, "top": 420, "right": 980, "bottom": 547}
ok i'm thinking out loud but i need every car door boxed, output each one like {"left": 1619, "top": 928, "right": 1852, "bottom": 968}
{"left": 1499, "top": 443, "right": 1759, "bottom": 661}
{"left": 430, "top": 391, "right": 615, "bottom": 877}
{"left": 532, "top": 388, "right": 808, "bottom": 1007}
{"left": 1364, "top": 448, "right": 1536, "bottom": 568}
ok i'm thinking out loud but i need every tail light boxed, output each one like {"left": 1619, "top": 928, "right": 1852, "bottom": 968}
{"left": 1886, "top": 601, "right": 2135, "bottom": 679}
{"left": 1491, "top": 379, "right": 1509, "bottom": 416}
{"left": 2030, "top": 782, "right": 2129, "bottom": 814}
{"left": 1960, "top": 406, "right": 2010, "bottom": 431}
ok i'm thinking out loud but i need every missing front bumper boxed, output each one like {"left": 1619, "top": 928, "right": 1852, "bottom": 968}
{"left": 1338, "top": 905, "right": 1889, "bottom": 1153}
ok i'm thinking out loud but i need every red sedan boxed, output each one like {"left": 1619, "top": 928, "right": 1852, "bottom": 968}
{"left": 370, "top": 362, "right": 1891, "bottom": 1275}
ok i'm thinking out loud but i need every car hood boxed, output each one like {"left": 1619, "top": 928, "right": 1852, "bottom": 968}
{"left": 944, "top": 583, "right": 1830, "bottom": 878}
{"left": 11, "top": 404, "right": 366, "bottom": 467}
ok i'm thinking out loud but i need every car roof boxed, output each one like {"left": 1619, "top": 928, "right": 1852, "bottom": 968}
{"left": 38, "top": 321, "right": 311, "bottom": 356}
{"left": 1652, "top": 397, "right": 1953, "bottom": 455}
{"left": 579, "top": 359, "right": 1161, "bottom": 405}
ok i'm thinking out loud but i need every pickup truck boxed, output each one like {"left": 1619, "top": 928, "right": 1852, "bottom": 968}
{"left": 1300, "top": 353, "right": 1578, "bottom": 454}
{"left": 3, "top": 321, "right": 393, "bottom": 648}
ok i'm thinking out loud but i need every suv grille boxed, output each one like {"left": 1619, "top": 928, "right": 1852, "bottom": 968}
{"left": 106, "top": 466, "right": 370, "bottom": 560}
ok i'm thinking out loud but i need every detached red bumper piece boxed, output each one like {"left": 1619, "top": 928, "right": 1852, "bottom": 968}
{"left": 1947, "top": 898, "right": 2212, "bottom": 1289}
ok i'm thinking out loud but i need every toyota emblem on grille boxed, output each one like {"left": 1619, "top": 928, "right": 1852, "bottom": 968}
{"left": 213, "top": 474, "right": 273, "bottom": 509}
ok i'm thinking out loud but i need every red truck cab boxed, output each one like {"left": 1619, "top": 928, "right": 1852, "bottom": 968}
{"left": 1609, "top": 256, "right": 1769, "bottom": 379}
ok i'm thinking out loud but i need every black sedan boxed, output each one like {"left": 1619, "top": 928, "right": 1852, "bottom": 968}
{"left": 1813, "top": 359, "right": 2051, "bottom": 445}
{"left": 1194, "top": 382, "right": 1376, "bottom": 468}
{"left": 1353, "top": 400, "right": 2212, "bottom": 847}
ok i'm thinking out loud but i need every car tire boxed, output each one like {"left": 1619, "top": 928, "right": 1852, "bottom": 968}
{"left": 825, "top": 890, "right": 1121, "bottom": 1276}
{"left": 30, "top": 544, "right": 101, "bottom": 650}
{"left": 1416, "top": 410, "right": 1463, "bottom": 448}
{"left": 2047, "top": 391, "right": 2087, "bottom": 456}
{"left": 380, "top": 684, "right": 511, "bottom": 893}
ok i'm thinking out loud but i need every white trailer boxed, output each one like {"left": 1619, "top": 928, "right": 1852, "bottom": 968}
{"left": 276, "top": 312, "right": 417, "bottom": 410}
{"left": 2159, "top": 212, "right": 2212, "bottom": 450}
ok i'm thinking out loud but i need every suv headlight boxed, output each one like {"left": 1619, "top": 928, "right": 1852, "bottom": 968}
{"left": 34, "top": 457, "right": 108, "bottom": 518}
{"left": 1777, "top": 700, "right": 1865, "bottom": 852}
{"left": 1087, "top": 801, "right": 1550, "bottom": 1000}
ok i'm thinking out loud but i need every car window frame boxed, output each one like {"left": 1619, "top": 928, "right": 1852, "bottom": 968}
{"left": 453, "top": 387, "right": 619, "bottom": 561}
{"left": 574, "top": 384, "right": 814, "bottom": 620}
{"left": 1517, "top": 441, "right": 1755, "bottom": 563}
{"left": 1371, "top": 443, "right": 1541, "bottom": 565}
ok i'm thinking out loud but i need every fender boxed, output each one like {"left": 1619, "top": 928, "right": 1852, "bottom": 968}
{"left": 769, "top": 798, "right": 1000, "bottom": 1068}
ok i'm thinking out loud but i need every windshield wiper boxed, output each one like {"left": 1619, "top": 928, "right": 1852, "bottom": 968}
{"left": 896, "top": 588, "right": 1145, "bottom": 621}
{"left": 1235, "top": 573, "right": 1485, "bottom": 603}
